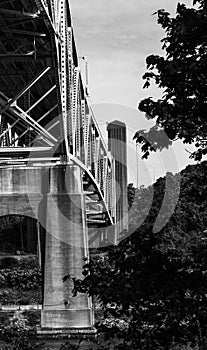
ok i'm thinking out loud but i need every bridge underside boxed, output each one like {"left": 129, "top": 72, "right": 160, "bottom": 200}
{"left": 0, "top": 0, "right": 62, "bottom": 148}
{"left": 0, "top": 0, "right": 115, "bottom": 242}
{"left": 0, "top": 0, "right": 128, "bottom": 332}
{"left": 0, "top": 163, "right": 94, "bottom": 329}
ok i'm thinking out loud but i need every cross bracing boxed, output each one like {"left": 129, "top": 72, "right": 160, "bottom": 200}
{"left": 0, "top": 0, "right": 116, "bottom": 237}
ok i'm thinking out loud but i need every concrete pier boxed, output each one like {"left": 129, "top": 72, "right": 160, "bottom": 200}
{"left": 107, "top": 121, "right": 128, "bottom": 242}
{"left": 41, "top": 165, "right": 93, "bottom": 329}
{"left": 0, "top": 164, "right": 93, "bottom": 331}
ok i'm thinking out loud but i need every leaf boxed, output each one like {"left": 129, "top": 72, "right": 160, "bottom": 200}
{"left": 63, "top": 274, "right": 71, "bottom": 283}
{"left": 137, "top": 0, "right": 207, "bottom": 160}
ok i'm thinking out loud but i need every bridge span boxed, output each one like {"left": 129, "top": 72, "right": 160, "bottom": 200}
{"left": 0, "top": 0, "right": 128, "bottom": 331}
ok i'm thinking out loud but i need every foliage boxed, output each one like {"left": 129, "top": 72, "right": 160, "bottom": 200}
{"left": 22, "top": 311, "right": 40, "bottom": 329}
{"left": 0, "top": 259, "right": 41, "bottom": 291}
{"left": 0, "top": 259, "right": 41, "bottom": 305}
{"left": 69, "top": 162, "right": 207, "bottom": 350}
{"left": 0, "top": 336, "right": 35, "bottom": 350}
{"left": 1, "top": 311, "right": 30, "bottom": 340}
{"left": 0, "top": 311, "right": 36, "bottom": 350}
{"left": 0, "top": 288, "right": 41, "bottom": 305}
{"left": 135, "top": 0, "right": 207, "bottom": 160}
{"left": 59, "top": 340, "right": 84, "bottom": 350}
{"left": 0, "top": 266, "right": 41, "bottom": 291}
{"left": 0, "top": 311, "right": 44, "bottom": 350}
{"left": 127, "top": 184, "right": 136, "bottom": 209}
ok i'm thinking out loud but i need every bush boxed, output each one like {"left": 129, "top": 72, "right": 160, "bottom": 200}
{"left": 59, "top": 340, "right": 83, "bottom": 350}
{"left": 0, "top": 288, "right": 41, "bottom": 305}
{"left": 22, "top": 311, "right": 40, "bottom": 328}
{"left": 0, "top": 266, "right": 41, "bottom": 290}
{"left": 0, "top": 335, "right": 35, "bottom": 350}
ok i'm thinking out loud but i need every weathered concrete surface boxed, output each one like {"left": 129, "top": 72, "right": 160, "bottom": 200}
{"left": 0, "top": 166, "right": 43, "bottom": 218}
{"left": 41, "top": 165, "right": 93, "bottom": 329}
{"left": 107, "top": 121, "right": 128, "bottom": 242}
{"left": 0, "top": 164, "right": 93, "bottom": 330}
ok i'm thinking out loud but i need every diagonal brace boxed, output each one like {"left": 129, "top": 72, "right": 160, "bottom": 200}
{"left": 0, "top": 67, "right": 51, "bottom": 115}
{"left": 11, "top": 105, "right": 57, "bottom": 146}
{"left": 25, "top": 85, "right": 56, "bottom": 114}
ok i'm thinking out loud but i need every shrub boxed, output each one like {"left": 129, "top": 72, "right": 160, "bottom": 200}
{"left": 0, "top": 266, "right": 41, "bottom": 290}
{"left": 0, "top": 311, "right": 30, "bottom": 341}
{"left": 22, "top": 310, "right": 40, "bottom": 328}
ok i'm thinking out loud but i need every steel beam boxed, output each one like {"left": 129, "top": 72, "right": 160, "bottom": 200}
{"left": 0, "top": 36, "right": 32, "bottom": 42}
{"left": 0, "top": 157, "right": 61, "bottom": 164}
{"left": 37, "top": 104, "right": 58, "bottom": 123}
{"left": 0, "top": 18, "right": 39, "bottom": 31}
{"left": 69, "top": 153, "right": 114, "bottom": 225}
{"left": 0, "top": 67, "right": 51, "bottom": 115}
{"left": 13, "top": 105, "right": 57, "bottom": 145}
{"left": 46, "top": 120, "right": 59, "bottom": 132}
{"left": 0, "top": 52, "right": 35, "bottom": 61}
{"left": 0, "top": 118, "right": 19, "bottom": 140}
{"left": 12, "top": 128, "right": 31, "bottom": 146}
{"left": 25, "top": 85, "right": 56, "bottom": 114}
{"left": 38, "top": 0, "right": 62, "bottom": 41}
{"left": 0, "top": 146, "right": 52, "bottom": 154}
{"left": 0, "top": 0, "right": 15, "bottom": 5}
{"left": 0, "top": 9, "right": 40, "bottom": 18}
{"left": 1, "top": 29, "right": 46, "bottom": 37}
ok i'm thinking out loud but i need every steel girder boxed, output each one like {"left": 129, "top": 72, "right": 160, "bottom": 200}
{"left": 0, "top": 0, "right": 116, "bottom": 232}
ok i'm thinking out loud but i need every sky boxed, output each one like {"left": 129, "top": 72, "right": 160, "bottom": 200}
{"left": 70, "top": 0, "right": 197, "bottom": 186}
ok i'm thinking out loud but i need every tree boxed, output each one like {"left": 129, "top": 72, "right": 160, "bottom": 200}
{"left": 134, "top": 0, "right": 207, "bottom": 160}
{"left": 127, "top": 183, "right": 136, "bottom": 209}
{"left": 70, "top": 161, "right": 207, "bottom": 350}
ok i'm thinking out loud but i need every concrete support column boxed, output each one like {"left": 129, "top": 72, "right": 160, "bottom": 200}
{"left": 41, "top": 165, "right": 93, "bottom": 329}
{"left": 107, "top": 121, "right": 128, "bottom": 242}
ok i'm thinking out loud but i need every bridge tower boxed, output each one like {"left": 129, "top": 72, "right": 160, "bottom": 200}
{"left": 107, "top": 121, "right": 128, "bottom": 243}
{"left": 0, "top": 0, "right": 116, "bottom": 332}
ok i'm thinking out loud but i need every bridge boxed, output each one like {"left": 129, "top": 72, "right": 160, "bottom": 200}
{"left": 0, "top": 0, "right": 128, "bottom": 331}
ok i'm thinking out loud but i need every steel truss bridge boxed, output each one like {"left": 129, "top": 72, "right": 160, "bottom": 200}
{"left": 0, "top": 0, "right": 127, "bottom": 247}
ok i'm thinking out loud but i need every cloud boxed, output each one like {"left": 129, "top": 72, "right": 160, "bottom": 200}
{"left": 69, "top": 0, "right": 195, "bottom": 185}
{"left": 70, "top": 0, "right": 192, "bottom": 106}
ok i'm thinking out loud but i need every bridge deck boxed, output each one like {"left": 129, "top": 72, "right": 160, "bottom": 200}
{"left": 0, "top": 0, "right": 65, "bottom": 148}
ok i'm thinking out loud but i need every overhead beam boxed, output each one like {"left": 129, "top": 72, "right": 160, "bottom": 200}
{"left": 25, "top": 85, "right": 56, "bottom": 114}
{"left": 0, "top": 100, "right": 57, "bottom": 147}
{"left": 0, "top": 36, "right": 32, "bottom": 41}
{"left": 0, "top": 146, "right": 52, "bottom": 154}
{"left": 37, "top": 104, "right": 58, "bottom": 123}
{"left": 12, "top": 128, "right": 31, "bottom": 146}
{"left": 0, "top": 53, "right": 51, "bottom": 61}
{"left": 38, "top": 0, "right": 62, "bottom": 41}
{"left": 46, "top": 120, "right": 59, "bottom": 132}
{"left": 0, "top": 9, "right": 40, "bottom": 18}
{"left": 0, "top": 118, "right": 19, "bottom": 140}
{"left": 0, "top": 0, "right": 16, "bottom": 5}
{"left": 13, "top": 105, "right": 57, "bottom": 145}
{"left": 0, "top": 158, "right": 60, "bottom": 164}
{"left": 0, "top": 18, "right": 40, "bottom": 31}
{"left": 0, "top": 51, "right": 35, "bottom": 61}
{"left": 0, "top": 29, "right": 47, "bottom": 37}
{"left": 0, "top": 67, "right": 51, "bottom": 114}
{"left": 0, "top": 157, "right": 60, "bottom": 164}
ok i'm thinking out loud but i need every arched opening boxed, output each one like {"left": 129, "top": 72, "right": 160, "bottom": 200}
{"left": 0, "top": 215, "right": 43, "bottom": 306}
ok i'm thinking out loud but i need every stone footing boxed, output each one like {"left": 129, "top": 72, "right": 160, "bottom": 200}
{"left": 41, "top": 308, "right": 94, "bottom": 329}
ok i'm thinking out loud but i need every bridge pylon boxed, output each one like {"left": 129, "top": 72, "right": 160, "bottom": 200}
{"left": 0, "top": 0, "right": 128, "bottom": 334}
